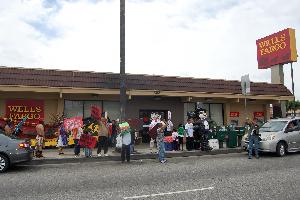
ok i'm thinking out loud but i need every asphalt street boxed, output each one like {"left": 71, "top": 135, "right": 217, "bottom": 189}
{"left": 1, "top": 152, "right": 299, "bottom": 200}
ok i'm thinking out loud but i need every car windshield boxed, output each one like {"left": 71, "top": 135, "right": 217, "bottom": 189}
{"left": 260, "top": 121, "right": 288, "bottom": 132}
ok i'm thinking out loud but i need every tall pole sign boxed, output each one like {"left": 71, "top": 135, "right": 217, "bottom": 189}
{"left": 256, "top": 28, "right": 297, "bottom": 117}
{"left": 120, "top": 0, "right": 126, "bottom": 121}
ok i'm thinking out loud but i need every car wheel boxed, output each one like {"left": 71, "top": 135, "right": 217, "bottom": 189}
{"left": 276, "top": 142, "right": 286, "bottom": 157}
{"left": 0, "top": 154, "right": 9, "bottom": 173}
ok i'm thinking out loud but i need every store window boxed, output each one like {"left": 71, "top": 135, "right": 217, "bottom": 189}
{"left": 64, "top": 100, "right": 84, "bottom": 118}
{"left": 184, "top": 103, "right": 224, "bottom": 126}
{"left": 64, "top": 100, "right": 102, "bottom": 118}
{"left": 208, "top": 104, "right": 224, "bottom": 126}
{"left": 103, "top": 101, "right": 120, "bottom": 120}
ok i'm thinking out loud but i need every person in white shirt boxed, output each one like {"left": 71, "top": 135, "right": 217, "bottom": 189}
{"left": 185, "top": 119, "right": 194, "bottom": 151}
{"left": 171, "top": 129, "right": 178, "bottom": 151}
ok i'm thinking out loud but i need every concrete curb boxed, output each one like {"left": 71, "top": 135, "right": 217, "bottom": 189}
{"left": 25, "top": 148, "right": 244, "bottom": 166}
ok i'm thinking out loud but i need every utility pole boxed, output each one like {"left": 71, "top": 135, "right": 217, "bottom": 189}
{"left": 120, "top": 0, "right": 126, "bottom": 121}
{"left": 291, "top": 62, "right": 296, "bottom": 116}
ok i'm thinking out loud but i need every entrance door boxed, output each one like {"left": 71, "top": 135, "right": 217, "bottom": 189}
{"left": 139, "top": 110, "right": 167, "bottom": 143}
{"left": 139, "top": 110, "right": 167, "bottom": 123}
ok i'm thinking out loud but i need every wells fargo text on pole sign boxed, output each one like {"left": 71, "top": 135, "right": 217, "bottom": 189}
{"left": 256, "top": 28, "right": 297, "bottom": 69}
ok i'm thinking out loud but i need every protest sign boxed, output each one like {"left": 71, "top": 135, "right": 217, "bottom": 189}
{"left": 64, "top": 116, "right": 83, "bottom": 131}
{"left": 79, "top": 134, "right": 97, "bottom": 148}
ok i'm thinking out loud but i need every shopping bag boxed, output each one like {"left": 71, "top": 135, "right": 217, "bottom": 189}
{"left": 116, "top": 134, "right": 122, "bottom": 149}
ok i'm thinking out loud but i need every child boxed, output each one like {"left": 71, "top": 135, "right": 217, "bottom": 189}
{"left": 56, "top": 124, "right": 68, "bottom": 155}
{"left": 72, "top": 127, "right": 83, "bottom": 157}
{"left": 171, "top": 128, "right": 178, "bottom": 151}
{"left": 177, "top": 124, "right": 185, "bottom": 151}
{"left": 80, "top": 129, "right": 93, "bottom": 157}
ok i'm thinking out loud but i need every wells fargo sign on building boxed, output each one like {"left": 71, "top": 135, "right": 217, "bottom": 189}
{"left": 6, "top": 100, "right": 44, "bottom": 124}
{"left": 256, "top": 28, "right": 297, "bottom": 69}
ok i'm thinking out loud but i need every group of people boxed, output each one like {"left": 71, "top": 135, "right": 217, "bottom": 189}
{"left": 151, "top": 115, "right": 211, "bottom": 164}
{"left": 61, "top": 117, "right": 134, "bottom": 163}
{"left": 1, "top": 114, "right": 267, "bottom": 163}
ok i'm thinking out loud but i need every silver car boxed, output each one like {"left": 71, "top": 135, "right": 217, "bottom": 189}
{"left": 0, "top": 131, "right": 33, "bottom": 173}
{"left": 243, "top": 117, "right": 300, "bottom": 156}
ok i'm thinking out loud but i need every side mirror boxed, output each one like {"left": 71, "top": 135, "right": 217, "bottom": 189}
{"left": 285, "top": 127, "right": 295, "bottom": 133}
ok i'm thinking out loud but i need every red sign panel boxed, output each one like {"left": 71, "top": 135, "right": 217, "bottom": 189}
{"left": 6, "top": 100, "right": 44, "bottom": 124}
{"left": 254, "top": 112, "right": 264, "bottom": 118}
{"left": 229, "top": 112, "right": 240, "bottom": 117}
{"left": 256, "top": 28, "right": 297, "bottom": 69}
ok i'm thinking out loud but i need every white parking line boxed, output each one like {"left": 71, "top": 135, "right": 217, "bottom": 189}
{"left": 123, "top": 186, "right": 214, "bottom": 199}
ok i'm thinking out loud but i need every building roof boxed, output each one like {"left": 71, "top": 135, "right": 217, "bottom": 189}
{"left": 0, "top": 66, "right": 293, "bottom": 96}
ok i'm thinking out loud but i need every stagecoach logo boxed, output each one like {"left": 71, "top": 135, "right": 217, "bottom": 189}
{"left": 6, "top": 100, "right": 44, "bottom": 124}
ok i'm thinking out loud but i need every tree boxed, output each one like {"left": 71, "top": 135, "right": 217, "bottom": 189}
{"left": 286, "top": 100, "right": 300, "bottom": 112}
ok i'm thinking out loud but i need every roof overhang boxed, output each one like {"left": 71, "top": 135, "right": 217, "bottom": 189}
{"left": 0, "top": 85, "right": 294, "bottom": 101}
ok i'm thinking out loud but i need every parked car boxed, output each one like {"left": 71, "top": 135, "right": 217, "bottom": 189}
{"left": 0, "top": 131, "right": 33, "bottom": 173}
{"left": 243, "top": 117, "right": 300, "bottom": 156}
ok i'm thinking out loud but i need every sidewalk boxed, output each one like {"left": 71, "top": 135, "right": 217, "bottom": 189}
{"left": 28, "top": 143, "right": 244, "bottom": 165}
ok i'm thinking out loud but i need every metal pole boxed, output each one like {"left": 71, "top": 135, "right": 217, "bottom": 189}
{"left": 291, "top": 62, "right": 295, "bottom": 116}
{"left": 120, "top": 0, "right": 126, "bottom": 121}
{"left": 244, "top": 94, "right": 247, "bottom": 120}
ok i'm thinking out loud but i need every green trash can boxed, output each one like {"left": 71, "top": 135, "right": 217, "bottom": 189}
{"left": 208, "top": 131, "right": 217, "bottom": 140}
{"left": 235, "top": 127, "right": 246, "bottom": 147}
{"left": 216, "top": 130, "right": 226, "bottom": 148}
{"left": 227, "top": 131, "right": 237, "bottom": 148}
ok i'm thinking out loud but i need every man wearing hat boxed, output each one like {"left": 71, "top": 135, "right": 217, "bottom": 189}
{"left": 119, "top": 122, "right": 131, "bottom": 162}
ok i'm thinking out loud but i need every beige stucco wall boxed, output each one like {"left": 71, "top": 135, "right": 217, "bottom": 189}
{"left": 226, "top": 101, "right": 269, "bottom": 126}
{"left": 1, "top": 90, "right": 274, "bottom": 127}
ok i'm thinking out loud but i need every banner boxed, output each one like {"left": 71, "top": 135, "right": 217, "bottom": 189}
{"left": 64, "top": 116, "right": 83, "bottom": 131}
{"left": 256, "top": 28, "right": 297, "bottom": 69}
{"left": 79, "top": 134, "right": 97, "bottom": 148}
{"left": 6, "top": 99, "right": 44, "bottom": 124}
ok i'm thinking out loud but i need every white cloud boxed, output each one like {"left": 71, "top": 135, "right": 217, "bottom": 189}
{"left": 0, "top": 0, "right": 299, "bottom": 99}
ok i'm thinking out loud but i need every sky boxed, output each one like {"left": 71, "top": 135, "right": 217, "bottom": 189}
{"left": 0, "top": 0, "right": 299, "bottom": 99}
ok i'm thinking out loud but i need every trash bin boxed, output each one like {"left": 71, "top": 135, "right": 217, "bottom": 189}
{"left": 216, "top": 130, "right": 226, "bottom": 148}
{"left": 227, "top": 131, "right": 237, "bottom": 148}
{"left": 235, "top": 127, "right": 245, "bottom": 147}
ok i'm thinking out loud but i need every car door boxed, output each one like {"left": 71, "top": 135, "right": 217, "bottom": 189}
{"left": 0, "top": 133, "right": 9, "bottom": 152}
{"left": 295, "top": 120, "right": 300, "bottom": 150}
{"left": 285, "top": 120, "right": 299, "bottom": 151}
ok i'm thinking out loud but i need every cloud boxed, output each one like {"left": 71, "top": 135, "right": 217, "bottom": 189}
{"left": 0, "top": 0, "right": 299, "bottom": 99}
